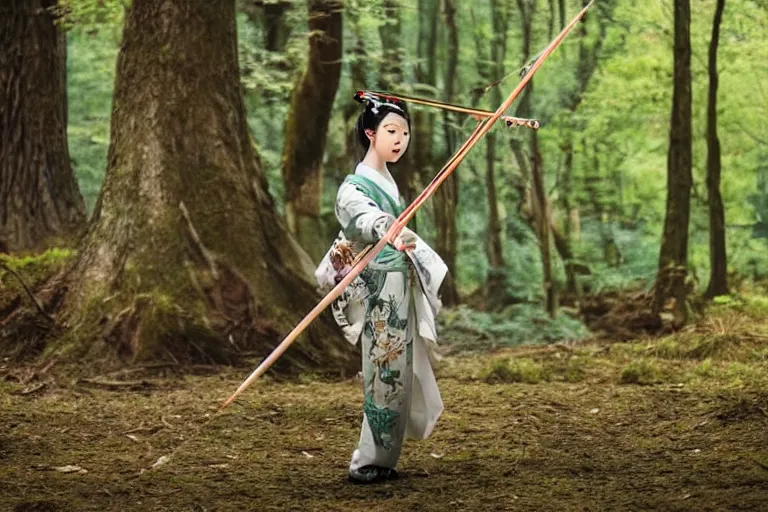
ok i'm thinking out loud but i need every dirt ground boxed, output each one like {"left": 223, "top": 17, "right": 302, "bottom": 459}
{"left": 2, "top": 329, "right": 767, "bottom": 512}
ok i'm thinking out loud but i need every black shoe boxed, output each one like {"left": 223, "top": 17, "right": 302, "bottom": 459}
{"left": 348, "top": 465, "right": 398, "bottom": 484}
{"left": 381, "top": 467, "right": 399, "bottom": 480}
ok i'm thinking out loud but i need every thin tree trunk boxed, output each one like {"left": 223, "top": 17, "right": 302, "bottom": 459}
{"left": 433, "top": 0, "right": 460, "bottom": 306}
{"left": 589, "top": 144, "right": 620, "bottom": 266}
{"left": 376, "top": 0, "right": 415, "bottom": 224}
{"left": 341, "top": 3, "right": 368, "bottom": 168}
{"left": 515, "top": 0, "right": 557, "bottom": 317}
{"left": 548, "top": 0, "right": 555, "bottom": 40}
{"left": 240, "top": 0, "right": 294, "bottom": 52}
{"left": 51, "top": 0, "right": 356, "bottom": 372}
{"left": 559, "top": 0, "right": 614, "bottom": 294}
{"left": 483, "top": 0, "right": 510, "bottom": 309}
{"left": 558, "top": 0, "right": 566, "bottom": 29}
{"left": 281, "top": 0, "right": 343, "bottom": 261}
{"left": 378, "top": 0, "right": 403, "bottom": 91}
{"left": 530, "top": 118, "right": 557, "bottom": 316}
{"left": 403, "top": 0, "right": 440, "bottom": 217}
{"left": 653, "top": 0, "right": 693, "bottom": 325}
{"left": 0, "top": 0, "right": 86, "bottom": 252}
{"left": 704, "top": 0, "right": 728, "bottom": 298}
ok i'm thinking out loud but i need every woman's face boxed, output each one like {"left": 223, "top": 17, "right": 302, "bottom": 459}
{"left": 366, "top": 112, "right": 410, "bottom": 163}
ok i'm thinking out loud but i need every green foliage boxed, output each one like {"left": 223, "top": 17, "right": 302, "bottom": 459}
{"left": 56, "top": 0, "right": 127, "bottom": 29}
{"left": 61, "top": 0, "right": 768, "bottom": 333}
{"left": 67, "top": 26, "right": 120, "bottom": 212}
{"left": 479, "top": 357, "right": 548, "bottom": 384}
{"left": 619, "top": 359, "right": 661, "bottom": 385}
{"left": 0, "top": 248, "right": 74, "bottom": 271}
{"left": 651, "top": 332, "right": 742, "bottom": 360}
{"left": 439, "top": 304, "right": 590, "bottom": 352}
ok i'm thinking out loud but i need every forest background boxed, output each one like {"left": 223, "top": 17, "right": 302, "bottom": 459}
{"left": 2, "top": 1, "right": 768, "bottom": 510}
{"left": 58, "top": 0, "right": 768, "bottom": 344}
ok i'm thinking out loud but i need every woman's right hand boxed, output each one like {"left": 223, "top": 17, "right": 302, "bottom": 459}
{"left": 390, "top": 227, "right": 417, "bottom": 252}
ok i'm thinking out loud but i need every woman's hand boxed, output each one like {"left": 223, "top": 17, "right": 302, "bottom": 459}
{"left": 390, "top": 227, "right": 417, "bottom": 252}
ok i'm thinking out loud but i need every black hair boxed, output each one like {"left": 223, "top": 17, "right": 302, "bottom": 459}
{"left": 355, "top": 95, "right": 411, "bottom": 153}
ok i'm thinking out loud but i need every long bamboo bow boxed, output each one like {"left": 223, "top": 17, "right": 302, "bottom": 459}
{"left": 353, "top": 90, "right": 541, "bottom": 130}
{"left": 222, "top": 0, "right": 595, "bottom": 409}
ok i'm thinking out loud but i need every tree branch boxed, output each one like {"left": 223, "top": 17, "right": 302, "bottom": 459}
{"left": 0, "top": 261, "right": 55, "bottom": 324}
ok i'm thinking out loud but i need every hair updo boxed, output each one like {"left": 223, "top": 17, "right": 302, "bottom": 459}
{"left": 354, "top": 93, "right": 411, "bottom": 153}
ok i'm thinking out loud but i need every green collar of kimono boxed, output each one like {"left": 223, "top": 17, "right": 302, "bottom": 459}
{"left": 344, "top": 174, "right": 407, "bottom": 270}
{"left": 345, "top": 174, "right": 405, "bottom": 217}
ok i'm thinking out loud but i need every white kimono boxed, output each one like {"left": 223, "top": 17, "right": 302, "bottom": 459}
{"left": 315, "top": 163, "right": 446, "bottom": 471}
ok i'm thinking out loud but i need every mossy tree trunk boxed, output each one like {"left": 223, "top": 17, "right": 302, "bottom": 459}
{"left": 653, "top": 0, "right": 693, "bottom": 325}
{"left": 0, "top": 0, "right": 86, "bottom": 252}
{"left": 281, "top": 0, "right": 343, "bottom": 261}
{"left": 53, "top": 0, "right": 356, "bottom": 374}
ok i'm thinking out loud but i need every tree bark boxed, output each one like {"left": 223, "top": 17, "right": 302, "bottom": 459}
{"left": 484, "top": 0, "right": 510, "bottom": 309}
{"left": 0, "top": 0, "right": 86, "bottom": 253}
{"left": 240, "top": 0, "right": 294, "bottom": 52}
{"left": 281, "top": 0, "right": 343, "bottom": 261}
{"left": 324, "top": 2, "right": 367, "bottom": 174}
{"left": 558, "top": 0, "right": 566, "bottom": 30}
{"left": 514, "top": 0, "right": 557, "bottom": 317}
{"left": 530, "top": 101, "right": 557, "bottom": 317}
{"left": 558, "top": 0, "right": 615, "bottom": 294}
{"left": 548, "top": 0, "right": 555, "bottom": 40}
{"left": 378, "top": 0, "right": 404, "bottom": 91}
{"left": 51, "top": 0, "right": 355, "bottom": 373}
{"left": 704, "top": 0, "right": 728, "bottom": 298}
{"left": 653, "top": 0, "right": 693, "bottom": 325}
{"left": 376, "top": 0, "right": 416, "bottom": 218}
{"left": 402, "top": 0, "right": 440, "bottom": 216}
{"left": 432, "top": 0, "right": 460, "bottom": 307}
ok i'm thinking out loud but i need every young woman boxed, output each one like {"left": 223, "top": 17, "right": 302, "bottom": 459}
{"left": 315, "top": 94, "right": 447, "bottom": 484}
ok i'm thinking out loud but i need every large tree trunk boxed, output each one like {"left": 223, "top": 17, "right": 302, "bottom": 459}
{"left": 433, "top": 0, "right": 460, "bottom": 307}
{"left": 704, "top": 0, "right": 728, "bottom": 298}
{"left": 50, "top": 0, "right": 356, "bottom": 373}
{"left": 281, "top": 0, "right": 343, "bottom": 261}
{"left": 653, "top": 0, "right": 693, "bottom": 325}
{"left": 484, "top": 0, "right": 510, "bottom": 309}
{"left": 0, "top": 0, "right": 86, "bottom": 253}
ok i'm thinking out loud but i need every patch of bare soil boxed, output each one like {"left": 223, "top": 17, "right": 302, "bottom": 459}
{"left": 1, "top": 352, "right": 766, "bottom": 512}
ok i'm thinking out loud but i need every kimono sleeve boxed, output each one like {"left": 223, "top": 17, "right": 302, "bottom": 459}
{"left": 335, "top": 181, "right": 395, "bottom": 244}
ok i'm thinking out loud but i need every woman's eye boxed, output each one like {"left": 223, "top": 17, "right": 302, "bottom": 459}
{"left": 388, "top": 130, "right": 396, "bottom": 134}
{"left": 403, "top": 132, "right": 409, "bottom": 137}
